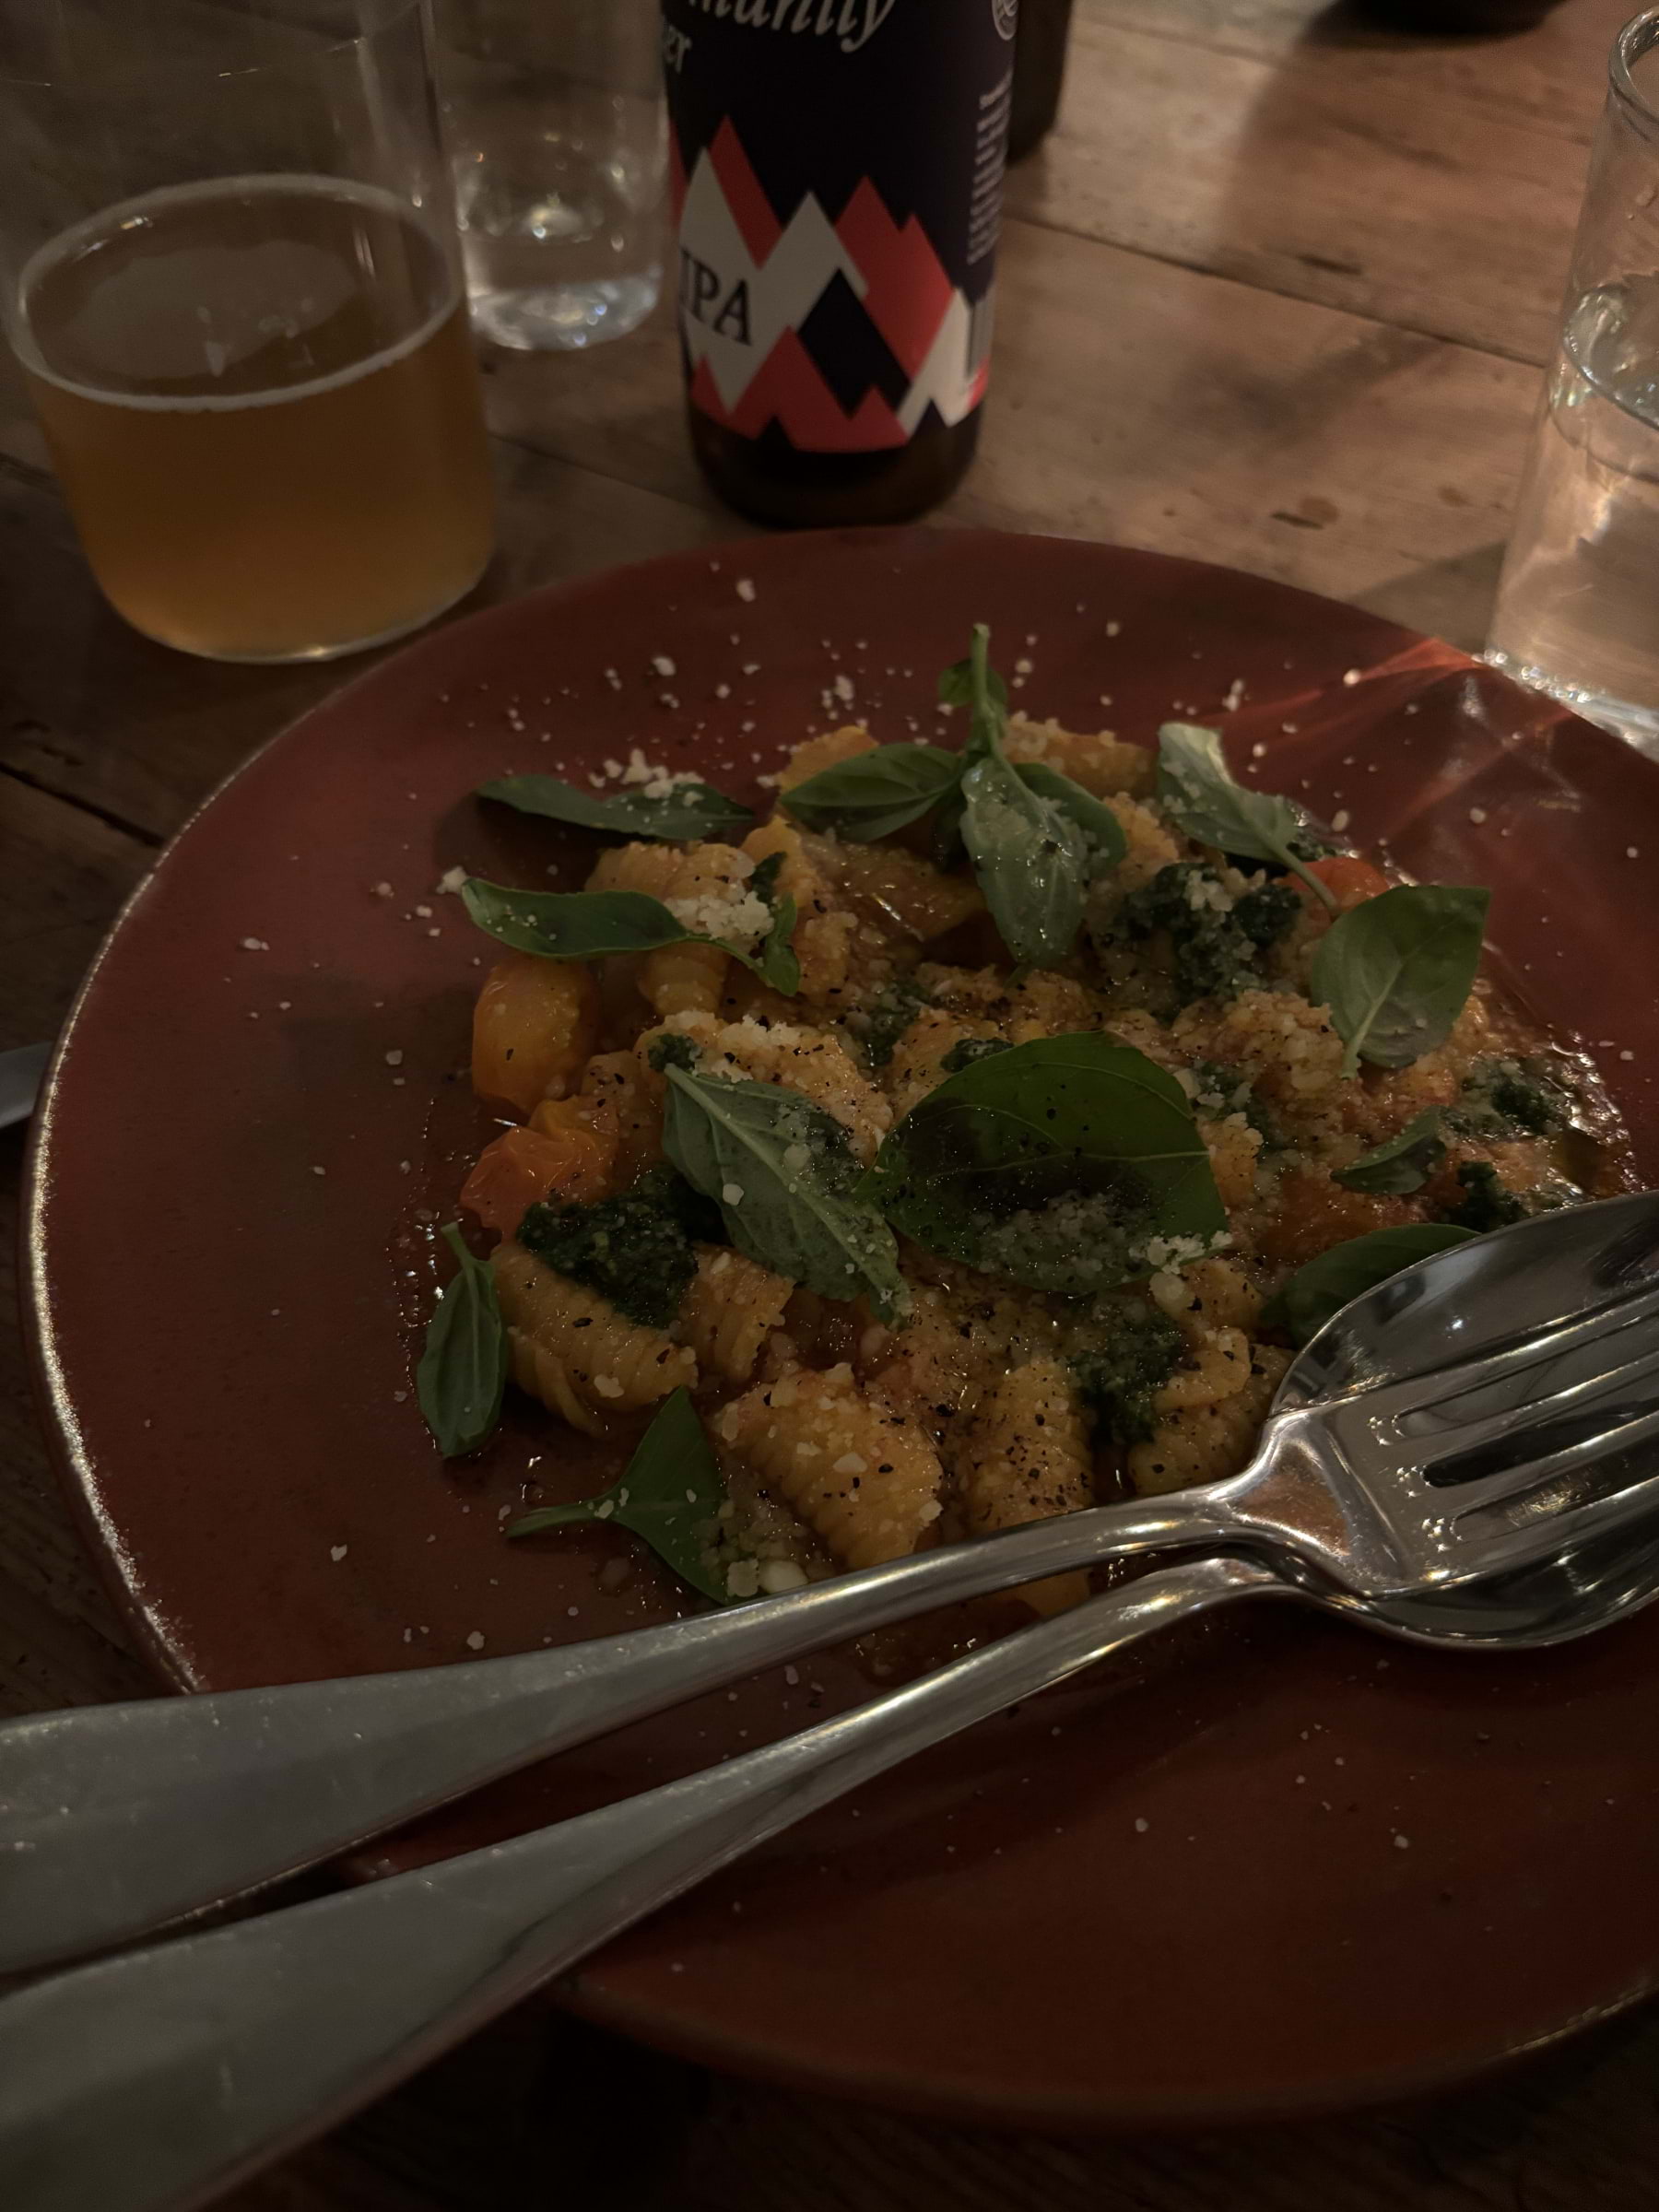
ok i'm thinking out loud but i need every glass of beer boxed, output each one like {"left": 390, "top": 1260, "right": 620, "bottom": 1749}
{"left": 0, "top": 0, "right": 496, "bottom": 663}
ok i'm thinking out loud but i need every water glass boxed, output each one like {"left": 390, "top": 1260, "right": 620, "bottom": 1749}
{"left": 437, "top": 0, "right": 665, "bottom": 352}
{"left": 0, "top": 0, "right": 495, "bottom": 665}
{"left": 1488, "top": 6, "right": 1659, "bottom": 754}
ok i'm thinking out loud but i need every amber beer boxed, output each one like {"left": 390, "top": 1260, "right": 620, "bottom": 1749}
{"left": 16, "top": 175, "right": 495, "bottom": 661}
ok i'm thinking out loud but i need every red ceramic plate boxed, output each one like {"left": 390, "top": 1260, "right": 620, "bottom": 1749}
{"left": 27, "top": 530, "right": 1659, "bottom": 2129}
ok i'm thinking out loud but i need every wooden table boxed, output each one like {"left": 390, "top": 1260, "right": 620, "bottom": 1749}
{"left": 6, "top": 1, "right": 1659, "bottom": 2202}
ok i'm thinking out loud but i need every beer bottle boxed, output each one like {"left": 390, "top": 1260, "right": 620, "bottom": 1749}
{"left": 661, "top": 1, "right": 1018, "bottom": 529}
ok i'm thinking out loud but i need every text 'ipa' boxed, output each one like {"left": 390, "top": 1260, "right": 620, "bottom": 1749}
{"left": 662, "top": 0, "right": 1018, "bottom": 527}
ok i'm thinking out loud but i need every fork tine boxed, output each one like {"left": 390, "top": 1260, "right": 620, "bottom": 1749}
{"left": 1358, "top": 1277, "right": 1659, "bottom": 1427}
{"left": 1442, "top": 1401, "right": 1659, "bottom": 1525}
{"left": 1449, "top": 1463, "right": 1659, "bottom": 1580}
{"left": 1411, "top": 1335, "right": 1659, "bottom": 1478}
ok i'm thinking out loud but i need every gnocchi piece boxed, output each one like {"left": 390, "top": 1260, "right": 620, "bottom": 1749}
{"left": 1129, "top": 1347, "right": 1291, "bottom": 1496}
{"left": 957, "top": 1357, "right": 1096, "bottom": 1615}
{"left": 1175, "top": 989, "right": 1345, "bottom": 1112}
{"left": 1147, "top": 1259, "right": 1258, "bottom": 1414}
{"left": 830, "top": 843, "right": 985, "bottom": 943}
{"left": 917, "top": 962, "right": 1112, "bottom": 1042}
{"left": 677, "top": 1247, "right": 794, "bottom": 1384}
{"left": 492, "top": 1241, "right": 696, "bottom": 1436}
{"left": 1198, "top": 1112, "right": 1265, "bottom": 1210}
{"left": 472, "top": 954, "right": 600, "bottom": 1113}
{"left": 1255, "top": 1169, "right": 1417, "bottom": 1270}
{"left": 1102, "top": 795, "right": 1185, "bottom": 894}
{"left": 778, "top": 723, "right": 876, "bottom": 794}
{"left": 715, "top": 1364, "right": 944, "bottom": 1568}
{"left": 1002, "top": 719, "right": 1155, "bottom": 800}
{"left": 880, "top": 1006, "right": 994, "bottom": 1118}
{"left": 577, "top": 1050, "right": 665, "bottom": 1192}
{"left": 651, "top": 1008, "right": 892, "bottom": 1164}
{"left": 587, "top": 840, "right": 759, "bottom": 1018}
{"left": 742, "top": 817, "right": 858, "bottom": 1006}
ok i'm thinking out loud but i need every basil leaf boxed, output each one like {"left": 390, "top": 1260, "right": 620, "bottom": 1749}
{"left": 1333, "top": 1109, "right": 1447, "bottom": 1195}
{"left": 939, "top": 650, "right": 1009, "bottom": 722}
{"left": 462, "top": 877, "right": 801, "bottom": 998}
{"left": 749, "top": 858, "right": 802, "bottom": 996}
{"left": 518, "top": 1167, "right": 712, "bottom": 1330}
{"left": 961, "top": 750, "right": 1089, "bottom": 971}
{"left": 854, "top": 973, "right": 933, "bottom": 1072}
{"left": 465, "top": 877, "right": 705, "bottom": 958}
{"left": 930, "top": 781, "right": 969, "bottom": 871}
{"left": 1014, "top": 764, "right": 1127, "bottom": 871}
{"left": 1262, "top": 1223, "right": 1478, "bottom": 1347}
{"left": 1311, "top": 885, "right": 1488, "bottom": 1077}
{"left": 662, "top": 1065, "right": 905, "bottom": 1320}
{"left": 866, "top": 1032, "right": 1227, "bottom": 1294}
{"left": 478, "top": 773, "right": 754, "bottom": 844}
{"left": 1156, "top": 724, "right": 1338, "bottom": 910}
{"left": 782, "top": 744, "right": 963, "bottom": 842}
{"left": 948, "top": 629, "right": 1088, "bottom": 969}
{"left": 418, "top": 1224, "right": 508, "bottom": 1458}
{"left": 506, "top": 1387, "right": 729, "bottom": 1603}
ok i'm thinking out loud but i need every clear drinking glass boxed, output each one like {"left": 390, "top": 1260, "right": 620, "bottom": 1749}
{"left": 0, "top": 0, "right": 495, "bottom": 664}
{"left": 1488, "top": 7, "right": 1659, "bottom": 754}
{"left": 437, "top": 0, "right": 665, "bottom": 352}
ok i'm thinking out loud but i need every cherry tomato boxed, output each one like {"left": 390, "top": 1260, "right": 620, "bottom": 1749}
{"left": 460, "top": 1120, "right": 612, "bottom": 1239}
{"left": 1295, "top": 854, "right": 1391, "bottom": 912}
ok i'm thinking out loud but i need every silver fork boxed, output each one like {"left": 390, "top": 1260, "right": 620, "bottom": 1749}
{"left": 6, "top": 1195, "right": 1659, "bottom": 1983}
{"left": 4, "top": 1196, "right": 1659, "bottom": 2212}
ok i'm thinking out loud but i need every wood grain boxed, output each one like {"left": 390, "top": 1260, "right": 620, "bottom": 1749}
{"left": 0, "top": 438, "right": 721, "bottom": 843}
{"left": 5, "top": 0, "right": 1656, "bottom": 2203}
{"left": 1091, "top": 0, "right": 1623, "bottom": 130}
{"left": 478, "top": 218, "right": 1532, "bottom": 653}
{"left": 1008, "top": 6, "right": 1593, "bottom": 363}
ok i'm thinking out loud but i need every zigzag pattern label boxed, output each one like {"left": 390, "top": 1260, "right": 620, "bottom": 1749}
{"left": 675, "top": 120, "right": 993, "bottom": 455}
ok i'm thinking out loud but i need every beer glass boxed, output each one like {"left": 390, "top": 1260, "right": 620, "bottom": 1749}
{"left": 0, "top": 0, "right": 496, "bottom": 663}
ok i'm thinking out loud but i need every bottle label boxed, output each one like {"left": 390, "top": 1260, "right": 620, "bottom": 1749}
{"left": 662, "top": 0, "right": 1016, "bottom": 454}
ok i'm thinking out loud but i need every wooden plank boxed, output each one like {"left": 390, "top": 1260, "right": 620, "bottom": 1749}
{"left": 0, "top": 438, "right": 724, "bottom": 843}
{"left": 2, "top": 14, "right": 1652, "bottom": 2197}
{"left": 481, "top": 218, "right": 1534, "bottom": 652}
{"left": 0, "top": 782, "right": 161, "bottom": 1719}
{"left": 0, "top": 218, "right": 1531, "bottom": 844}
{"left": 970, "top": 223, "right": 1531, "bottom": 650}
{"left": 1006, "top": 7, "right": 1594, "bottom": 363}
{"left": 0, "top": 234, "right": 1530, "bottom": 862}
{"left": 1083, "top": 0, "right": 1627, "bottom": 136}
{"left": 674, "top": 2009, "right": 1659, "bottom": 2212}
{"left": 0, "top": 774, "right": 154, "bottom": 1048}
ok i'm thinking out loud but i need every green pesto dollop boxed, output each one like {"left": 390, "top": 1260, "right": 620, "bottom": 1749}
{"left": 1118, "top": 863, "right": 1300, "bottom": 1006}
{"left": 848, "top": 973, "right": 933, "bottom": 1072}
{"left": 1448, "top": 1055, "right": 1570, "bottom": 1142}
{"left": 1072, "top": 1300, "right": 1185, "bottom": 1448}
{"left": 941, "top": 1036, "right": 1014, "bottom": 1075}
{"left": 1439, "top": 1160, "right": 1528, "bottom": 1233}
{"left": 518, "top": 1166, "right": 721, "bottom": 1329}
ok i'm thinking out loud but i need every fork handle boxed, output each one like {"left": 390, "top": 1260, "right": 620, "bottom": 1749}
{"left": 0, "top": 1485, "right": 1252, "bottom": 1975}
{"left": 0, "top": 1556, "right": 1285, "bottom": 2212}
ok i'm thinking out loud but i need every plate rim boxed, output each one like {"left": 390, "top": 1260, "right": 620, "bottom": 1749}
{"left": 22, "top": 524, "right": 1659, "bottom": 2130}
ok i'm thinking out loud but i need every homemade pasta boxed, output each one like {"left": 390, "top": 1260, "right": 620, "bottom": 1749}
{"left": 435, "top": 677, "right": 1628, "bottom": 1610}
